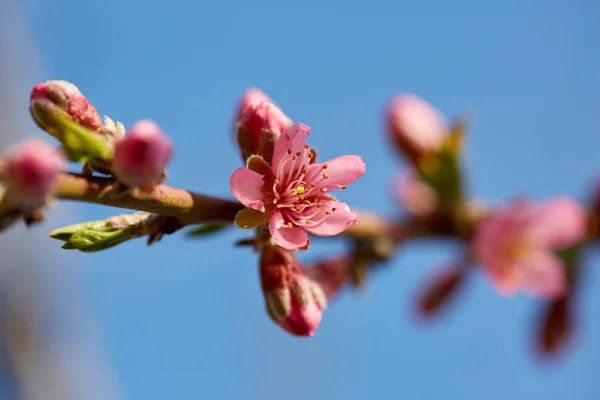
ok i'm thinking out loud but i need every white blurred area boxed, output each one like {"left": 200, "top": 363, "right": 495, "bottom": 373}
{"left": 0, "top": 1, "right": 120, "bottom": 399}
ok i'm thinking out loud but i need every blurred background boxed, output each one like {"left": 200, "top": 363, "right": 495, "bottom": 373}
{"left": 1, "top": 0, "right": 599, "bottom": 398}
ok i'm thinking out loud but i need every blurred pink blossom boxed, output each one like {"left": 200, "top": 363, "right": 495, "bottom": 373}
{"left": 386, "top": 94, "right": 446, "bottom": 163}
{"left": 473, "top": 197, "right": 587, "bottom": 299}
{"left": 395, "top": 169, "right": 438, "bottom": 216}
{"left": 3, "top": 139, "right": 65, "bottom": 204}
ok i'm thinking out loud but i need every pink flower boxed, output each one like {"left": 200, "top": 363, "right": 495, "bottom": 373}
{"left": 386, "top": 94, "right": 446, "bottom": 163}
{"left": 230, "top": 123, "right": 366, "bottom": 249}
{"left": 3, "top": 139, "right": 65, "bottom": 203}
{"left": 30, "top": 80, "right": 103, "bottom": 132}
{"left": 112, "top": 120, "right": 173, "bottom": 189}
{"left": 473, "top": 197, "right": 587, "bottom": 299}
{"left": 260, "top": 246, "right": 326, "bottom": 336}
{"left": 395, "top": 169, "right": 438, "bottom": 216}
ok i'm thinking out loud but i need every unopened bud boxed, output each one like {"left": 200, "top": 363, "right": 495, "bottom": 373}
{"left": 234, "top": 88, "right": 271, "bottom": 122}
{"left": 236, "top": 100, "right": 291, "bottom": 163}
{"left": 395, "top": 169, "right": 438, "bottom": 217}
{"left": 386, "top": 94, "right": 446, "bottom": 164}
{"left": 416, "top": 267, "right": 464, "bottom": 318}
{"left": 30, "top": 80, "right": 103, "bottom": 134}
{"left": 112, "top": 120, "right": 173, "bottom": 190}
{"left": 537, "top": 296, "right": 573, "bottom": 356}
{"left": 2, "top": 139, "right": 65, "bottom": 205}
{"left": 260, "top": 246, "right": 326, "bottom": 337}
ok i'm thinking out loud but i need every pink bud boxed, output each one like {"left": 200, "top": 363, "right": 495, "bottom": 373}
{"left": 394, "top": 169, "right": 438, "bottom": 216}
{"left": 260, "top": 246, "right": 326, "bottom": 337}
{"left": 386, "top": 94, "right": 446, "bottom": 164}
{"left": 236, "top": 100, "right": 291, "bottom": 163}
{"left": 3, "top": 139, "right": 65, "bottom": 203}
{"left": 30, "top": 80, "right": 103, "bottom": 132}
{"left": 234, "top": 88, "right": 271, "bottom": 122}
{"left": 112, "top": 120, "right": 173, "bottom": 189}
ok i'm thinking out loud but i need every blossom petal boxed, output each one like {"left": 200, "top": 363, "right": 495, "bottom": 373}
{"left": 269, "top": 212, "right": 308, "bottom": 249}
{"left": 230, "top": 168, "right": 265, "bottom": 211}
{"left": 532, "top": 197, "right": 587, "bottom": 249}
{"left": 305, "top": 201, "right": 357, "bottom": 236}
{"left": 307, "top": 155, "right": 366, "bottom": 192}
{"left": 525, "top": 251, "right": 567, "bottom": 299}
{"left": 271, "top": 123, "right": 312, "bottom": 174}
{"left": 483, "top": 259, "right": 525, "bottom": 297}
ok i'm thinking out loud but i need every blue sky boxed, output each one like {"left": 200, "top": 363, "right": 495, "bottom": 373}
{"left": 15, "top": 0, "right": 600, "bottom": 398}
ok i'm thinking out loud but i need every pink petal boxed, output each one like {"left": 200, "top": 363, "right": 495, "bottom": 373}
{"left": 306, "top": 155, "right": 366, "bottom": 192}
{"left": 268, "top": 212, "right": 308, "bottom": 249}
{"left": 230, "top": 168, "right": 265, "bottom": 211}
{"left": 305, "top": 201, "right": 357, "bottom": 236}
{"left": 532, "top": 197, "right": 587, "bottom": 249}
{"left": 486, "top": 261, "right": 524, "bottom": 297}
{"left": 524, "top": 251, "right": 567, "bottom": 299}
{"left": 271, "top": 123, "right": 311, "bottom": 174}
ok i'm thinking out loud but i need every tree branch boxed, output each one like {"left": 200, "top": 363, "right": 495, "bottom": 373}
{"left": 0, "top": 168, "right": 245, "bottom": 226}
{"left": 55, "top": 173, "right": 245, "bottom": 224}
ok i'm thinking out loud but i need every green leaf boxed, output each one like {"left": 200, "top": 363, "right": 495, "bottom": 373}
{"left": 51, "top": 218, "right": 137, "bottom": 253}
{"left": 55, "top": 113, "right": 113, "bottom": 163}
{"left": 416, "top": 119, "right": 467, "bottom": 211}
{"left": 49, "top": 220, "right": 112, "bottom": 241}
{"left": 186, "top": 223, "right": 230, "bottom": 237}
{"left": 61, "top": 227, "right": 135, "bottom": 252}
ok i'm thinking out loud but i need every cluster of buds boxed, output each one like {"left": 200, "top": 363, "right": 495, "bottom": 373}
{"left": 28, "top": 80, "right": 174, "bottom": 194}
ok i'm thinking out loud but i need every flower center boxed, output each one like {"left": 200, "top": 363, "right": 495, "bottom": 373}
{"left": 292, "top": 185, "right": 307, "bottom": 196}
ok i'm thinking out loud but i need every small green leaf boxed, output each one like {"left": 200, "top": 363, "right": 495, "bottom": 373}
{"left": 62, "top": 227, "right": 135, "bottom": 252}
{"left": 416, "top": 118, "right": 468, "bottom": 212}
{"left": 186, "top": 223, "right": 230, "bottom": 237}
{"left": 55, "top": 113, "right": 113, "bottom": 163}
{"left": 49, "top": 220, "right": 112, "bottom": 241}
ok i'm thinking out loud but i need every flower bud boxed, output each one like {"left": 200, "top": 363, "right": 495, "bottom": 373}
{"left": 416, "top": 266, "right": 464, "bottom": 319}
{"left": 260, "top": 246, "right": 326, "bottom": 337}
{"left": 537, "top": 296, "right": 573, "bottom": 356}
{"left": 236, "top": 100, "right": 291, "bottom": 163}
{"left": 234, "top": 88, "right": 271, "bottom": 122}
{"left": 386, "top": 94, "right": 446, "bottom": 164}
{"left": 112, "top": 120, "right": 173, "bottom": 190}
{"left": 2, "top": 139, "right": 65, "bottom": 205}
{"left": 394, "top": 169, "right": 438, "bottom": 217}
{"left": 30, "top": 80, "right": 103, "bottom": 133}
